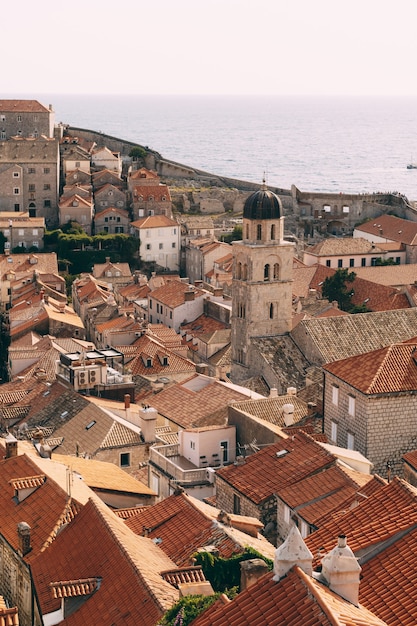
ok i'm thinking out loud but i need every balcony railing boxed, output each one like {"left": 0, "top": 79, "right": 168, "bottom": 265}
{"left": 149, "top": 444, "right": 209, "bottom": 484}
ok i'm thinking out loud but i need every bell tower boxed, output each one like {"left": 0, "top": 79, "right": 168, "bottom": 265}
{"left": 231, "top": 182, "right": 294, "bottom": 382}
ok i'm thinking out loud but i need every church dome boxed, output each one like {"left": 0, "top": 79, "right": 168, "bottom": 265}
{"left": 243, "top": 185, "right": 283, "bottom": 220}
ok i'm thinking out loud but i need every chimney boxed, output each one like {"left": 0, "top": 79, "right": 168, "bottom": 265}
{"left": 139, "top": 406, "right": 157, "bottom": 442}
{"left": 282, "top": 403, "right": 295, "bottom": 426}
{"left": 184, "top": 288, "right": 195, "bottom": 302}
{"left": 320, "top": 535, "right": 361, "bottom": 606}
{"left": 124, "top": 394, "right": 131, "bottom": 421}
{"left": 273, "top": 524, "right": 313, "bottom": 581}
{"left": 269, "top": 388, "right": 278, "bottom": 398}
{"left": 307, "top": 402, "right": 317, "bottom": 416}
{"left": 287, "top": 387, "right": 297, "bottom": 396}
{"left": 5, "top": 433, "right": 18, "bottom": 458}
{"left": 17, "top": 522, "right": 31, "bottom": 556}
{"left": 240, "top": 559, "right": 269, "bottom": 591}
{"left": 105, "top": 257, "right": 110, "bottom": 263}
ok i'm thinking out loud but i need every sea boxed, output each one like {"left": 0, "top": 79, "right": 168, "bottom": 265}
{"left": 32, "top": 93, "right": 417, "bottom": 201}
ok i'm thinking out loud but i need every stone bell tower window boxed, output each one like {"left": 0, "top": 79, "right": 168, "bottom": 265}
{"left": 264, "top": 264, "right": 270, "bottom": 281}
{"left": 257, "top": 224, "right": 262, "bottom": 240}
{"left": 273, "top": 263, "right": 279, "bottom": 279}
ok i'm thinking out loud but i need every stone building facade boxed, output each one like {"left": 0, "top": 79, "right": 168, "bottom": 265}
{"left": 323, "top": 342, "right": 417, "bottom": 478}
{"left": 0, "top": 99, "right": 54, "bottom": 140}
{"left": 0, "top": 137, "right": 59, "bottom": 226}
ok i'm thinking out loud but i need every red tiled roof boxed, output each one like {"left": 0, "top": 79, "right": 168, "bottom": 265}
{"left": 191, "top": 565, "right": 387, "bottom": 626}
{"left": 149, "top": 282, "right": 205, "bottom": 308}
{"left": 305, "top": 478, "right": 417, "bottom": 625}
{"left": 278, "top": 464, "right": 379, "bottom": 528}
{"left": 147, "top": 375, "right": 252, "bottom": 429}
{"left": 180, "top": 314, "right": 229, "bottom": 335}
{"left": 0, "top": 99, "right": 49, "bottom": 113}
{"left": 125, "top": 492, "right": 242, "bottom": 566}
{"left": 94, "top": 206, "right": 129, "bottom": 219}
{"left": 349, "top": 275, "right": 410, "bottom": 312}
{"left": 0, "top": 454, "right": 82, "bottom": 562}
{"left": 30, "top": 497, "right": 179, "bottom": 625}
{"left": 355, "top": 214, "right": 417, "bottom": 245}
{"left": 131, "top": 215, "right": 177, "bottom": 229}
{"left": 119, "top": 334, "right": 195, "bottom": 377}
{"left": 323, "top": 341, "right": 417, "bottom": 394}
{"left": 216, "top": 431, "right": 335, "bottom": 505}
{"left": 132, "top": 184, "right": 171, "bottom": 201}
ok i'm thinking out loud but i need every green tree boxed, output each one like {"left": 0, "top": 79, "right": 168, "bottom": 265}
{"left": 129, "top": 146, "right": 147, "bottom": 160}
{"left": 322, "top": 268, "right": 356, "bottom": 312}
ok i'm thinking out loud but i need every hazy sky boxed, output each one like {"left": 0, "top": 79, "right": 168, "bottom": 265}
{"left": 3, "top": 0, "right": 417, "bottom": 96}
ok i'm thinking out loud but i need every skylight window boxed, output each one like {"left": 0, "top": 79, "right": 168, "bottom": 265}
{"left": 85, "top": 420, "right": 96, "bottom": 430}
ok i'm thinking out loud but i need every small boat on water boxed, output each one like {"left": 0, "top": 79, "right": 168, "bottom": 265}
{"left": 407, "top": 163, "right": 417, "bottom": 169}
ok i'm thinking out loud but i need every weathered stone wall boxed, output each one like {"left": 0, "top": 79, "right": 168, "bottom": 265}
{"left": 228, "top": 406, "right": 281, "bottom": 448}
{"left": 93, "top": 442, "right": 150, "bottom": 476}
{"left": 0, "top": 538, "right": 39, "bottom": 626}
{"left": 323, "top": 371, "right": 417, "bottom": 478}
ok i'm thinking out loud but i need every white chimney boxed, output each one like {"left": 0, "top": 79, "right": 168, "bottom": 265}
{"left": 273, "top": 524, "right": 313, "bottom": 581}
{"left": 269, "top": 387, "right": 278, "bottom": 398}
{"left": 139, "top": 406, "right": 157, "bottom": 442}
{"left": 287, "top": 387, "right": 297, "bottom": 396}
{"left": 320, "top": 535, "right": 361, "bottom": 606}
{"left": 282, "top": 403, "right": 295, "bottom": 426}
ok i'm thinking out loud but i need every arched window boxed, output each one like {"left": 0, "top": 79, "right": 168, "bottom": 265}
{"left": 245, "top": 224, "right": 249, "bottom": 239}
{"left": 236, "top": 262, "right": 242, "bottom": 279}
{"left": 257, "top": 224, "right": 262, "bottom": 240}
{"left": 242, "top": 264, "right": 248, "bottom": 280}
{"left": 273, "top": 263, "right": 279, "bottom": 279}
{"left": 271, "top": 224, "right": 276, "bottom": 240}
{"left": 264, "top": 264, "right": 270, "bottom": 281}
{"left": 269, "top": 303, "right": 274, "bottom": 319}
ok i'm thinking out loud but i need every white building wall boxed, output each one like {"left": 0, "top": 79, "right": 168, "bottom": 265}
{"left": 140, "top": 225, "right": 180, "bottom": 271}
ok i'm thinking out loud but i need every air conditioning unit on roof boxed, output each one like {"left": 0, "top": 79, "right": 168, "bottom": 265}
{"left": 206, "top": 467, "right": 216, "bottom": 484}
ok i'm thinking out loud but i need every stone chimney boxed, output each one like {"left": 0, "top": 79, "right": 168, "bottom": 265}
{"left": 269, "top": 387, "right": 278, "bottom": 398}
{"left": 273, "top": 524, "right": 313, "bottom": 581}
{"left": 184, "top": 288, "right": 195, "bottom": 302}
{"left": 287, "top": 387, "right": 297, "bottom": 396}
{"left": 240, "top": 558, "right": 269, "bottom": 591}
{"left": 17, "top": 522, "right": 31, "bottom": 556}
{"left": 320, "top": 535, "right": 361, "bottom": 606}
{"left": 124, "top": 394, "right": 131, "bottom": 422}
{"left": 5, "top": 432, "right": 18, "bottom": 459}
{"left": 139, "top": 406, "right": 157, "bottom": 442}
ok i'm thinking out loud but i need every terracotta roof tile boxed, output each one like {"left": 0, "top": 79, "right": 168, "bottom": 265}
{"left": 0, "top": 99, "right": 50, "bottom": 113}
{"left": 355, "top": 214, "right": 417, "bottom": 245}
{"left": 0, "top": 453, "right": 82, "bottom": 562}
{"left": 30, "top": 497, "right": 179, "bottom": 625}
{"left": 191, "top": 565, "right": 387, "bottom": 626}
{"left": 216, "top": 431, "right": 336, "bottom": 505}
{"left": 323, "top": 341, "right": 417, "bottom": 394}
{"left": 125, "top": 492, "right": 275, "bottom": 566}
{"left": 147, "top": 375, "right": 255, "bottom": 429}
{"left": 150, "top": 281, "right": 205, "bottom": 308}
{"left": 131, "top": 214, "right": 177, "bottom": 229}
{"left": 305, "top": 478, "right": 417, "bottom": 625}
